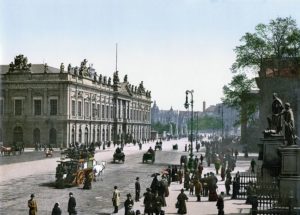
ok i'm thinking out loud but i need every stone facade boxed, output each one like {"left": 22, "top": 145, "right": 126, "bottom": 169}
{"left": 0, "top": 56, "right": 152, "bottom": 148}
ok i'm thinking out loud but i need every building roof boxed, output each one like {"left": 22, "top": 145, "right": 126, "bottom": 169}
{"left": 0, "top": 64, "right": 60, "bottom": 74}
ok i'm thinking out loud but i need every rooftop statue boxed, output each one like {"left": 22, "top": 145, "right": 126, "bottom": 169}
{"left": 67, "top": 64, "right": 72, "bottom": 73}
{"left": 60, "top": 63, "right": 64, "bottom": 73}
{"left": 113, "top": 71, "right": 120, "bottom": 85}
{"left": 138, "top": 81, "right": 145, "bottom": 94}
{"left": 124, "top": 74, "right": 128, "bottom": 82}
{"left": 74, "top": 66, "right": 78, "bottom": 75}
{"left": 8, "top": 54, "right": 31, "bottom": 72}
{"left": 108, "top": 77, "right": 111, "bottom": 86}
{"left": 98, "top": 74, "right": 102, "bottom": 83}
{"left": 44, "top": 63, "right": 48, "bottom": 73}
{"left": 79, "top": 59, "right": 89, "bottom": 76}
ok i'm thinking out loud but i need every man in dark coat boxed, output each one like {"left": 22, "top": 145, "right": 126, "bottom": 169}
{"left": 28, "top": 193, "right": 37, "bottom": 215}
{"left": 152, "top": 191, "right": 164, "bottom": 215}
{"left": 124, "top": 193, "right": 134, "bottom": 215}
{"left": 51, "top": 202, "right": 62, "bottom": 215}
{"left": 216, "top": 192, "right": 224, "bottom": 215}
{"left": 68, "top": 192, "right": 77, "bottom": 215}
{"left": 177, "top": 189, "right": 188, "bottom": 214}
{"left": 143, "top": 188, "right": 153, "bottom": 215}
{"left": 135, "top": 177, "right": 141, "bottom": 202}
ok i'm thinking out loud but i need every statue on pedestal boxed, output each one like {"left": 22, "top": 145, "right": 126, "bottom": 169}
{"left": 266, "top": 93, "right": 284, "bottom": 135}
{"left": 282, "top": 103, "right": 296, "bottom": 146}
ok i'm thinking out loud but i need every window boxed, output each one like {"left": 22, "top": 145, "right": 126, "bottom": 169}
{"left": 102, "top": 105, "right": 105, "bottom": 119}
{"left": 111, "top": 106, "right": 113, "bottom": 119}
{"left": 0, "top": 99, "right": 3, "bottom": 115}
{"left": 106, "top": 105, "right": 109, "bottom": 119}
{"left": 50, "top": 99, "right": 58, "bottom": 115}
{"left": 92, "top": 103, "right": 96, "bottom": 117}
{"left": 15, "top": 99, "right": 22, "bottom": 115}
{"left": 97, "top": 104, "right": 100, "bottom": 118}
{"left": 72, "top": 100, "right": 76, "bottom": 116}
{"left": 34, "top": 100, "right": 42, "bottom": 115}
{"left": 84, "top": 101, "right": 89, "bottom": 117}
{"left": 78, "top": 101, "right": 82, "bottom": 116}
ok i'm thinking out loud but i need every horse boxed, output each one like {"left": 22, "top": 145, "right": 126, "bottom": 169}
{"left": 0, "top": 146, "right": 14, "bottom": 156}
{"left": 93, "top": 161, "right": 106, "bottom": 181}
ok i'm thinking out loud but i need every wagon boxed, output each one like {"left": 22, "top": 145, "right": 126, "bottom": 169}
{"left": 113, "top": 152, "right": 125, "bottom": 163}
{"left": 155, "top": 142, "right": 162, "bottom": 151}
{"left": 143, "top": 152, "right": 155, "bottom": 163}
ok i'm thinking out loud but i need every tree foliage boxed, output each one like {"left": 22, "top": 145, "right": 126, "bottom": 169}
{"left": 232, "top": 17, "right": 300, "bottom": 73}
{"left": 151, "top": 122, "right": 176, "bottom": 135}
{"left": 222, "top": 74, "right": 257, "bottom": 124}
{"left": 187, "top": 115, "right": 223, "bottom": 131}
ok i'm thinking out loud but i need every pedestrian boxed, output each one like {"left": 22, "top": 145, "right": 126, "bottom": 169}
{"left": 194, "top": 179, "right": 203, "bottom": 202}
{"left": 200, "top": 154, "right": 204, "bottom": 165}
{"left": 112, "top": 186, "right": 121, "bottom": 213}
{"left": 135, "top": 177, "right": 141, "bottom": 202}
{"left": 220, "top": 166, "right": 225, "bottom": 181}
{"left": 225, "top": 174, "right": 232, "bottom": 195}
{"left": 68, "top": 192, "right": 77, "bottom": 215}
{"left": 28, "top": 194, "right": 37, "bottom": 215}
{"left": 251, "top": 159, "right": 256, "bottom": 173}
{"left": 51, "top": 202, "right": 62, "bottom": 215}
{"left": 231, "top": 177, "right": 238, "bottom": 199}
{"left": 176, "top": 188, "right": 188, "bottom": 214}
{"left": 189, "top": 181, "right": 194, "bottom": 195}
{"left": 143, "top": 188, "right": 154, "bottom": 215}
{"left": 124, "top": 193, "right": 134, "bottom": 215}
{"left": 216, "top": 192, "right": 225, "bottom": 215}
{"left": 152, "top": 191, "right": 164, "bottom": 215}
{"left": 135, "top": 210, "right": 141, "bottom": 215}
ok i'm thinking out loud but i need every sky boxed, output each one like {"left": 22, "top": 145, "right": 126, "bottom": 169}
{"left": 1, "top": 0, "right": 300, "bottom": 111}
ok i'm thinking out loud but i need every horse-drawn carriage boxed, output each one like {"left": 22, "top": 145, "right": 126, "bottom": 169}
{"left": 143, "top": 152, "right": 155, "bottom": 163}
{"left": 0, "top": 142, "right": 24, "bottom": 156}
{"left": 155, "top": 141, "right": 162, "bottom": 151}
{"left": 172, "top": 144, "right": 178, "bottom": 150}
{"left": 55, "top": 145, "right": 97, "bottom": 188}
{"left": 113, "top": 152, "right": 125, "bottom": 163}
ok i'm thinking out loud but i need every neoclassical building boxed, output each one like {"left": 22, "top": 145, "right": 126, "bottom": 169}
{"left": 0, "top": 55, "right": 152, "bottom": 148}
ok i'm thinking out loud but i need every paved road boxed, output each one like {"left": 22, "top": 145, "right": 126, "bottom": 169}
{"left": 0, "top": 139, "right": 197, "bottom": 214}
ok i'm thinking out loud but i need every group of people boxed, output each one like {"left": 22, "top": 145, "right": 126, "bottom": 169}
{"left": 27, "top": 192, "right": 77, "bottom": 215}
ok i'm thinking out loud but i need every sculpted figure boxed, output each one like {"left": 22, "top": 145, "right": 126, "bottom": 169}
{"left": 267, "top": 93, "right": 284, "bottom": 133}
{"left": 282, "top": 103, "right": 296, "bottom": 145}
{"left": 60, "top": 63, "right": 64, "bottom": 73}
{"left": 68, "top": 64, "right": 72, "bottom": 73}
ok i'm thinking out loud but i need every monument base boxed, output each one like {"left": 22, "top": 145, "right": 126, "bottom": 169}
{"left": 279, "top": 146, "right": 300, "bottom": 207}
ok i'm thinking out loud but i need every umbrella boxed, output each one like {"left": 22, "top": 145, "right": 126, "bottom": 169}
{"left": 151, "top": 173, "right": 160, "bottom": 177}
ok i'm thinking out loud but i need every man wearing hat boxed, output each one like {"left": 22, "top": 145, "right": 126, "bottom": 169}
{"left": 135, "top": 177, "right": 141, "bottom": 202}
{"left": 143, "top": 188, "right": 153, "bottom": 215}
{"left": 28, "top": 194, "right": 37, "bottom": 215}
{"left": 68, "top": 192, "right": 77, "bottom": 215}
{"left": 124, "top": 193, "right": 134, "bottom": 215}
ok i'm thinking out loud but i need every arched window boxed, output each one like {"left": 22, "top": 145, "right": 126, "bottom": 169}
{"left": 79, "top": 128, "right": 82, "bottom": 143}
{"left": 13, "top": 126, "right": 23, "bottom": 143}
{"left": 71, "top": 127, "right": 75, "bottom": 144}
{"left": 33, "top": 128, "right": 40, "bottom": 145}
{"left": 84, "top": 127, "right": 88, "bottom": 144}
{"left": 93, "top": 127, "right": 96, "bottom": 143}
{"left": 49, "top": 128, "right": 57, "bottom": 146}
{"left": 97, "top": 128, "right": 100, "bottom": 142}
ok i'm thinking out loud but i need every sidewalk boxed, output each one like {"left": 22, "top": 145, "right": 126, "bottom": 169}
{"left": 116, "top": 155, "right": 252, "bottom": 215}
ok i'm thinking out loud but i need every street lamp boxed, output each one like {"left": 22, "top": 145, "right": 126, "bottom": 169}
{"left": 184, "top": 90, "right": 194, "bottom": 171}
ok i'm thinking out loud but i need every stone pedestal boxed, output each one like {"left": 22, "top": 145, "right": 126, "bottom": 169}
{"left": 279, "top": 146, "right": 300, "bottom": 207}
{"left": 258, "top": 136, "right": 284, "bottom": 167}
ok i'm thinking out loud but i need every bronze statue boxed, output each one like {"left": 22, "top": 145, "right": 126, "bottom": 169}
{"left": 282, "top": 103, "right": 296, "bottom": 145}
{"left": 267, "top": 93, "right": 284, "bottom": 134}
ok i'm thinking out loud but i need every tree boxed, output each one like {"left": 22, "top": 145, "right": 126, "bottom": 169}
{"left": 188, "top": 115, "right": 222, "bottom": 131}
{"left": 222, "top": 74, "right": 257, "bottom": 146}
{"left": 232, "top": 17, "right": 300, "bottom": 73}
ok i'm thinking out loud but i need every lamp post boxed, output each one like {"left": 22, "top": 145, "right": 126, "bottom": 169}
{"left": 184, "top": 90, "right": 194, "bottom": 171}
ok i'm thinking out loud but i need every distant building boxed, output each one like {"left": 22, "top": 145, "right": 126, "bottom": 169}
{"left": 0, "top": 55, "right": 152, "bottom": 147}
